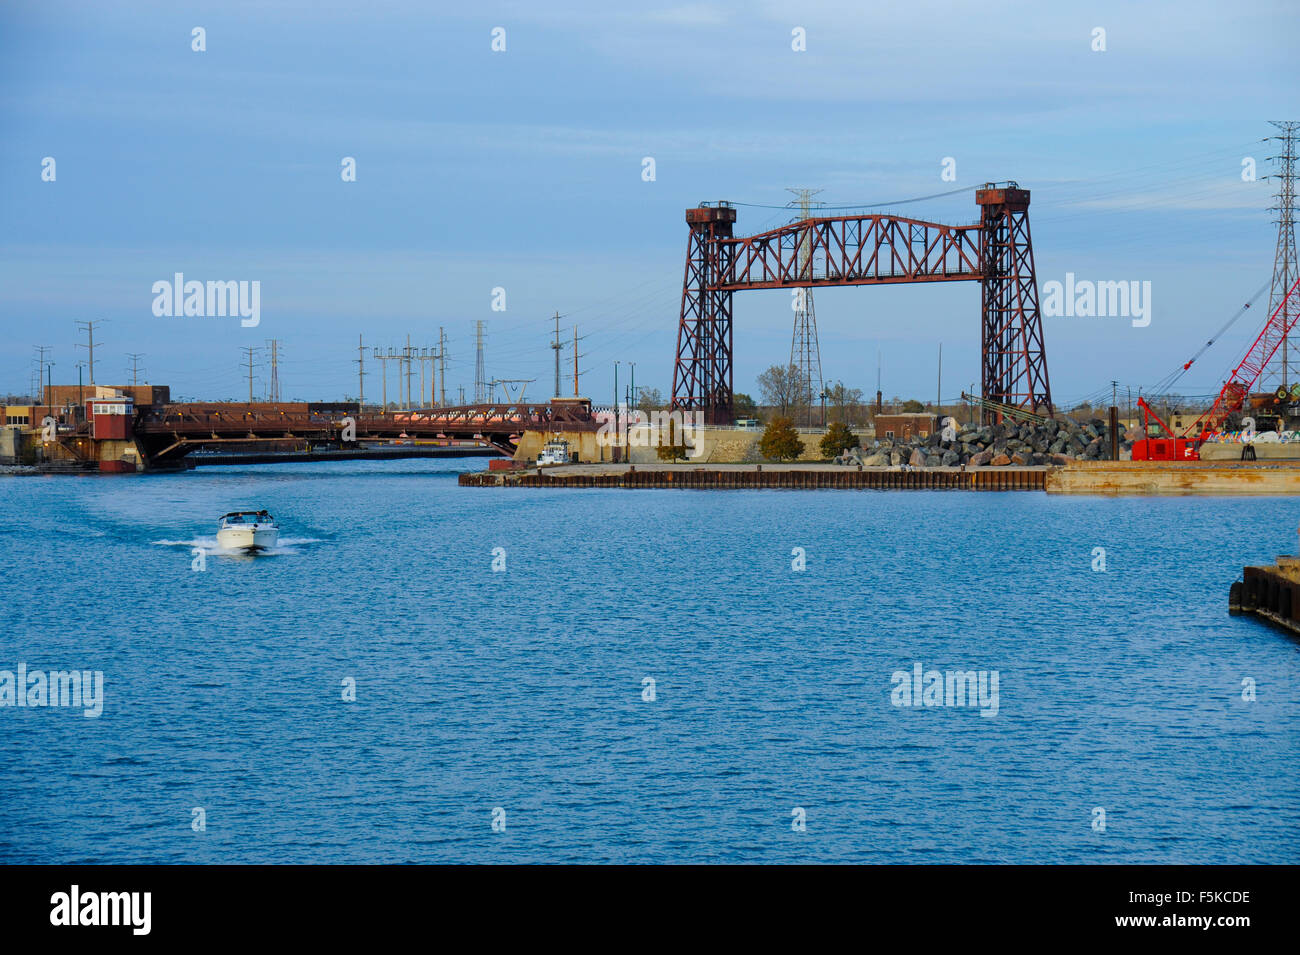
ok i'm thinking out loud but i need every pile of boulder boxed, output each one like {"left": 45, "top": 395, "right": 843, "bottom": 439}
{"left": 833, "top": 416, "right": 1137, "bottom": 468}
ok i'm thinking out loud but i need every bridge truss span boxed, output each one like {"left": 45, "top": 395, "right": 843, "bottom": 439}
{"left": 670, "top": 183, "right": 1053, "bottom": 424}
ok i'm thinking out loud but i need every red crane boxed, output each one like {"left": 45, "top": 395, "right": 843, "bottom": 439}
{"left": 1133, "top": 274, "right": 1300, "bottom": 460}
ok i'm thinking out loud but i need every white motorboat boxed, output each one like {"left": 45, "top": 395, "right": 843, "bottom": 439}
{"left": 216, "top": 510, "right": 279, "bottom": 552}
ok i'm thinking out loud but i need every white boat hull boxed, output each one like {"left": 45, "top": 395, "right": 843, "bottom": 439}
{"left": 216, "top": 525, "right": 279, "bottom": 552}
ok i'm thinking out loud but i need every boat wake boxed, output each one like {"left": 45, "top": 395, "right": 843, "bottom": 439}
{"left": 152, "top": 536, "right": 322, "bottom": 556}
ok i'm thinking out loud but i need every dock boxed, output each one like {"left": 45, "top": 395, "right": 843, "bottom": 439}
{"left": 459, "top": 463, "right": 1048, "bottom": 490}
{"left": 1231, "top": 558, "right": 1300, "bottom": 637}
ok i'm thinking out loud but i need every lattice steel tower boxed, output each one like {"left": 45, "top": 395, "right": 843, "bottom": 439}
{"left": 1261, "top": 121, "right": 1299, "bottom": 392}
{"left": 788, "top": 188, "right": 824, "bottom": 424}
{"left": 474, "top": 320, "right": 486, "bottom": 403}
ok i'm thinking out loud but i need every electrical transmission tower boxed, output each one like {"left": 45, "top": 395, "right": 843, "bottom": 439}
{"left": 1261, "top": 120, "right": 1299, "bottom": 392}
{"left": 550, "top": 312, "right": 566, "bottom": 398}
{"left": 787, "top": 187, "right": 825, "bottom": 425}
{"left": 474, "top": 320, "right": 487, "bottom": 403}
{"left": 266, "top": 339, "right": 282, "bottom": 402}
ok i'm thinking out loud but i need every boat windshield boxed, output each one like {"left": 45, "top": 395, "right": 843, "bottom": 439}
{"left": 221, "top": 512, "right": 272, "bottom": 524}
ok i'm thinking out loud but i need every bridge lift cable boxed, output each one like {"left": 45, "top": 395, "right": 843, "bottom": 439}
{"left": 724, "top": 184, "right": 977, "bottom": 212}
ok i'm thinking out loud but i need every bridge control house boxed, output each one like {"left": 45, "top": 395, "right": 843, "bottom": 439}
{"left": 873, "top": 413, "right": 939, "bottom": 442}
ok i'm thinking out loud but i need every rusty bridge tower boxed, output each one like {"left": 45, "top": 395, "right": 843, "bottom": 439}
{"left": 672, "top": 202, "right": 737, "bottom": 425}
{"left": 977, "top": 183, "right": 1052, "bottom": 417}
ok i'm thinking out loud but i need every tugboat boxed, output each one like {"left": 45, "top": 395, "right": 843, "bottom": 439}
{"left": 216, "top": 510, "right": 279, "bottom": 552}
{"left": 536, "top": 437, "right": 574, "bottom": 467}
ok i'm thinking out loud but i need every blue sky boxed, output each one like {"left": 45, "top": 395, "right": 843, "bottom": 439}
{"left": 1, "top": 0, "right": 1297, "bottom": 407}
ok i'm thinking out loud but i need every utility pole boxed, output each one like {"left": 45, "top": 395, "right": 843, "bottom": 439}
{"left": 937, "top": 343, "right": 943, "bottom": 410}
{"left": 404, "top": 334, "right": 415, "bottom": 410}
{"left": 550, "top": 312, "right": 565, "bottom": 398}
{"left": 475, "top": 320, "right": 487, "bottom": 403}
{"left": 355, "top": 335, "right": 367, "bottom": 406}
{"left": 573, "top": 326, "right": 580, "bottom": 397}
{"left": 432, "top": 346, "right": 442, "bottom": 406}
{"left": 372, "top": 348, "right": 389, "bottom": 410}
{"left": 76, "top": 320, "right": 105, "bottom": 387}
{"left": 240, "top": 346, "right": 259, "bottom": 404}
{"left": 265, "top": 339, "right": 282, "bottom": 403}
{"left": 126, "top": 353, "right": 145, "bottom": 389}
{"left": 875, "top": 350, "right": 883, "bottom": 414}
{"left": 33, "top": 346, "right": 54, "bottom": 404}
{"left": 787, "top": 187, "right": 825, "bottom": 426}
{"left": 419, "top": 348, "right": 437, "bottom": 407}
{"left": 630, "top": 361, "right": 636, "bottom": 413}
{"left": 438, "top": 327, "right": 447, "bottom": 406}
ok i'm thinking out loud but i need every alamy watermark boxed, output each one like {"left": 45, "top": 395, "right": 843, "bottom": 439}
{"left": 152, "top": 273, "right": 261, "bottom": 327}
{"left": 595, "top": 406, "right": 705, "bottom": 458}
{"left": 50, "top": 885, "right": 150, "bottom": 935}
{"left": 1, "top": 663, "right": 104, "bottom": 717}
{"left": 1041, "top": 272, "right": 1150, "bottom": 327}
{"left": 890, "top": 662, "right": 999, "bottom": 717}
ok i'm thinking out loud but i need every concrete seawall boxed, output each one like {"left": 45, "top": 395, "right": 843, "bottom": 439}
{"left": 1230, "top": 558, "right": 1300, "bottom": 637}
{"left": 462, "top": 460, "right": 1300, "bottom": 495}
{"left": 1046, "top": 461, "right": 1300, "bottom": 495}
{"left": 461, "top": 464, "right": 1047, "bottom": 490}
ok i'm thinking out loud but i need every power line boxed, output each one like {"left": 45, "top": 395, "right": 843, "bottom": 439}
{"left": 726, "top": 183, "right": 976, "bottom": 211}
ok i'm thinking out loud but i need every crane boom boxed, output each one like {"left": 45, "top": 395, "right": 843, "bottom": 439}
{"left": 1186, "top": 274, "right": 1300, "bottom": 441}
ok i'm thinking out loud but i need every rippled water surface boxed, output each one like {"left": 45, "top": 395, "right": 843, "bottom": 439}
{"left": 2, "top": 458, "right": 1298, "bottom": 863}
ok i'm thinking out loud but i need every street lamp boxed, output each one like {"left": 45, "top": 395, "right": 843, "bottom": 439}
{"left": 819, "top": 389, "right": 828, "bottom": 427}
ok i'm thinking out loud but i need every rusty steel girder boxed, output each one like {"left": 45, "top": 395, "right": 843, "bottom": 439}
{"left": 715, "top": 214, "right": 981, "bottom": 289}
{"left": 670, "top": 183, "right": 1053, "bottom": 425}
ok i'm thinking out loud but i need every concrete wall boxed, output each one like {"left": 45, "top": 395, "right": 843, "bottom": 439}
{"left": 1047, "top": 460, "right": 1300, "bottom": 495}
{"left": 1199, "top": 442, "right": 1300, "bottom": 461}
{"left": 0, "top": 427, "right": 26, "bottom": 464}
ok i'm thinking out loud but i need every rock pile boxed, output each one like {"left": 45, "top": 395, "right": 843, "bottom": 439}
{"left": 834, "top": 417, "right": 1137, "bottom": 468}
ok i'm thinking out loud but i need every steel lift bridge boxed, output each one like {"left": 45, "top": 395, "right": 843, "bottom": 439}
{"left": 130, "top": 402, "right": 600, "bottom": 468}
{"left": 670, "top": 182, "right": 1053, "bottom": 425}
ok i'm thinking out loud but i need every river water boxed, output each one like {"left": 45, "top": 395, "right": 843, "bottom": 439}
{"left": 1, "top": 457, "right": 1297, "bottom": 863}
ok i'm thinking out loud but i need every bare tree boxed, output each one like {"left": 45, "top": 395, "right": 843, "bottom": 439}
{"left": 825, "top": 380, "right": 866, "bottom": 425}
{"left": 636, "top": 386, "right": 666, "bottom": 412}
{"left": 757, "top": 364, "right": 806, "bottom": 418}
